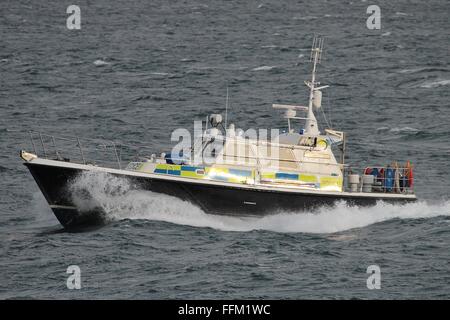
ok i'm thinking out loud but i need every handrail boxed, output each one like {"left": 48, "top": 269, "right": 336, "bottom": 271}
{"left": 202, "top": 133, "right": 332, "bottom": 151}
{"left": 27, "top": 130, "right": 158, "bottom": 169}
{"left": 29, "top": 130, "right": 155, "bottom": 152}
{"left": 216, "top": 152, "right": 343, "bottom": 168}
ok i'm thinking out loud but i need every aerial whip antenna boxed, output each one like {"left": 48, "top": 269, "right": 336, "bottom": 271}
{"left": 225, "top": 85, "right": 229, "bottom": 130}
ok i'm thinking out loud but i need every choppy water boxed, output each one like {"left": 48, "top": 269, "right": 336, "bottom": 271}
{"left": 1, "top": 0, "right": 449, "bottom": 299}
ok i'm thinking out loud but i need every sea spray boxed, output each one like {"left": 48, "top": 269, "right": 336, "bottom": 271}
{"left": 67, "top": 171, "right": 450, "bottom": 234}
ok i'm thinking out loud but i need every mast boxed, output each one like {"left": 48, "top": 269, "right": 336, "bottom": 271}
{"left": 272, "top": 36, "right": 328, "bottom": 135}
{"left": 304, "top": 36, "right": 324, "bottom": 136}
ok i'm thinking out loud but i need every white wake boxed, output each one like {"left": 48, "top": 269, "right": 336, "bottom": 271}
{"left": 67, "top": 171, "right": 450, "bottom": 234}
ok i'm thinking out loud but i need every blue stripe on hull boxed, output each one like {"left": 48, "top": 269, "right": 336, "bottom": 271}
{"left": 275, "top": 172, "right": 299, "bottom": 180}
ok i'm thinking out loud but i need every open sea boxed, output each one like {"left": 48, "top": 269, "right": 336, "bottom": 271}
{"left": 0, "top": 0, "right": 449, "bottom": 299}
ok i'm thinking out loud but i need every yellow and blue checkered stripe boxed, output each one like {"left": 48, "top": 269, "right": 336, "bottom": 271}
{"left": 151, "top": 164, "right": 341, "bottom": 190}
{"left": 153, "top": 164, "right": 204, "bottom": 177}
{"left": 261, "top": 171, "right": 342, "bottom": 191}
{"left": 153, "top": 164, "right": 254, "bottom": 184}
{"left": 206, "top": 167, "right": 254, "bottom": 183}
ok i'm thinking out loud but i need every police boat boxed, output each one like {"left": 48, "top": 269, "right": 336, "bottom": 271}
{"left": 20, "top": 36, "right": 416, "bottom": 228}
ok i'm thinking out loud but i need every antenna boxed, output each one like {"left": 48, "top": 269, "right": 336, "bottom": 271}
{"left": 225, "top": 86, "right": 229, "bottom": 130}
{"left": 309, "top": 35, "right": 324, "bottom": 63}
